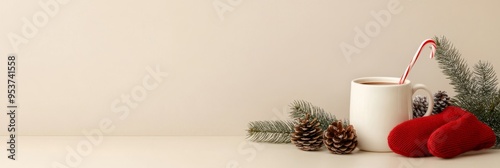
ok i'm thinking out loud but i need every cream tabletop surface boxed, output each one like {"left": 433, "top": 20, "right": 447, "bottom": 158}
{"left": 1, "top": 136, "right": 499, "bottom": 168}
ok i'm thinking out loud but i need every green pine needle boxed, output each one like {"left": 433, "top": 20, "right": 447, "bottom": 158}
{"left": 433, "top": 36, "right": 476, "bottom": 98}
{"left": 246, "top": 100, "right": 339, "bottom": 143}
{"left": 474, "top": 61, "right": 499, "bottom": 112}
{"left": 289, "top": 100, "right": 338, "bottom": 131}
{"left": 434, "top": 36, "right": 500, "bottom": 148}
{"left": 246, "top": 120, "right": 295, "bottom": 143}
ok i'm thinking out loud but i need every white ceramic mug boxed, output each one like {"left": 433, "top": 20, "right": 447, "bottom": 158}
{"left": 349, "top": 77, "right": 434, "bottom": 152}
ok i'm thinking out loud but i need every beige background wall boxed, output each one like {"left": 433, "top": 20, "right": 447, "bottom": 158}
{"left": 0, "top": 0, "right": 499, "bottom": 136}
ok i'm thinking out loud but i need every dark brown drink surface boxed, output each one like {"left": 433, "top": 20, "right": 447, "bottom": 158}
{"left": 361, "top": 82, "right": 399, "bottom": 85}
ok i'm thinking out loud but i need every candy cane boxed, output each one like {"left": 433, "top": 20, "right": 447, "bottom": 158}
{"left": 399, "top": 39, "right": 437, "bottom": 84}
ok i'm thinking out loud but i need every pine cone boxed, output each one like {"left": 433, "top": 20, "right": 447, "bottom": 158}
{"left": 433, "top": 91, "right": 451, "bottom": 114}
{"left": 413, "top": 91, "right": 451, "bottom": 118}
{"left": 412, "top": 96, "right": 429, "bottom": 118}
{"left": 291, "top": 114, "right": 323, "bottom": 151}
{"left": 323, "top": 121, "right": 357, "bottom": 154}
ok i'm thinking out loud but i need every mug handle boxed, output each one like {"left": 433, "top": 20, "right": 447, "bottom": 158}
{"left": 412, "top": 84, "right": 434, "bottom": 118}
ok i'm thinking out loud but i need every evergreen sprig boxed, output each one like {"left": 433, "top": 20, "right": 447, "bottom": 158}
{"left": 289, "top": 100, "right": 338, "bottom": 131}
{"left": 246, "top": 100, "right": 337, "bottom": 143}
{"left": 247, "top": 120, "right": 295, "bottom": 143}
{"left": 434, "top": 36, "right": 500, "bottom": 148}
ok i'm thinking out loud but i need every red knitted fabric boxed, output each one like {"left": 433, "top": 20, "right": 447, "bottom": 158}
{"left": 428, "top": 112, "right": 496, "bottom": 158}
{"left": 387, "top": 106, "right": 467, "bottom": 157}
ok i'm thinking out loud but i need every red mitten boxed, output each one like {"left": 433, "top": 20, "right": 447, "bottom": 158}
{"left": 428, "top": 112, "right": 496, "bottom": 158}
{"left": 388, "top": 106, "right": 467, "bottom": 157}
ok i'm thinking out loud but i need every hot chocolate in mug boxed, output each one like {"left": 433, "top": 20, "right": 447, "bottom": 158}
{"left": 350, "top": 77, "right": 434, "bottom": 152}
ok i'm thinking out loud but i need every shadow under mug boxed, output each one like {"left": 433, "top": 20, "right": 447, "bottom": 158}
{"left": 349, "top": 77, "right": 434, "bottom": 152}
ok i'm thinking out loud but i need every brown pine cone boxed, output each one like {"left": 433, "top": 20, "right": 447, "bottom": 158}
{"left": 323, "top": 121, "right": 357, "bottom": 154}
{"left": 291, "top": 114, "right": 323, "bottom": 151}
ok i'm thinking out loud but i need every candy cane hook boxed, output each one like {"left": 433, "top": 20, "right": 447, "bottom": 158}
{"left": 399, "top": 39, "right": 437, "bottom": 84}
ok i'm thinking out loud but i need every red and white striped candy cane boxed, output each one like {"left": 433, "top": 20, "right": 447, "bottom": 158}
{"left": 399, "top": 39, "right": 437, "bottom": 84}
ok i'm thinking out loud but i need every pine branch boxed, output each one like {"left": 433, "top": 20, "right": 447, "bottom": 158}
{"left": 474, "top": 61, "right": 499, "bottom": 113}
{"left": 433, "top": 37, "right": 476, "bottom": 94}
{"left": 495, "top": 89, "right": 500, "bottom": 113}
{"left": 433, "top": 36, "right": 477, "bottom": 112}
{"left": 289, "top": 100, "right": 337, "bottom": 130}
{"left": 246, "top": 120, "right": 295, "bottom": 143}
{"left": 246, "top": 100, "right": 338, "bottom": 143}
{"left": 474, "top": 61, "right": 498, "bottom": 94}
{"left": 434, "top": 36, "right": 500, "bottom": 148}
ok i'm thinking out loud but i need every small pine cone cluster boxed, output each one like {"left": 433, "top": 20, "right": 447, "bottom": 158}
{"left": 323, "top": 121, "right": 357, "bottom": 154}
{"left": 291, "top": 114, "right": 323, "bottom": 151}
{"left": 413, "top": 91, "right": 451, "bottom": 118}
